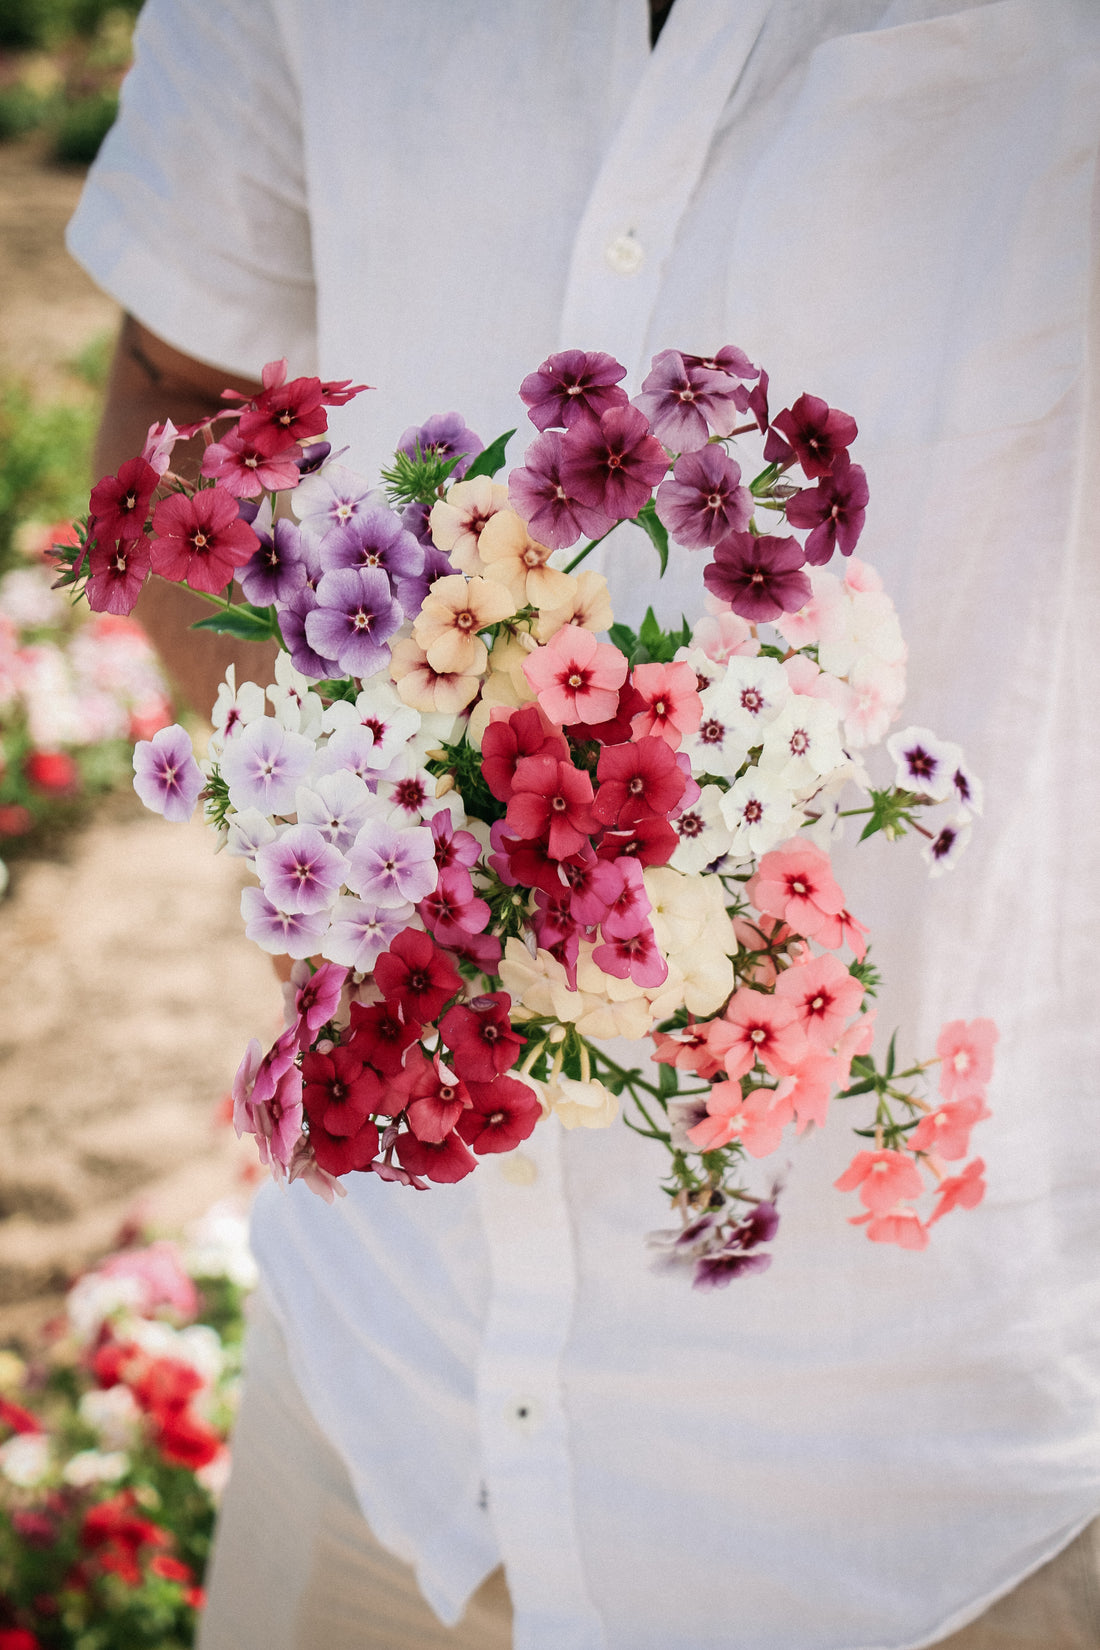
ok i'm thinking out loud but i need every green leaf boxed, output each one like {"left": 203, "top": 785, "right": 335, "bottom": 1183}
{"left": 749, "top": 460, "right": 784, "bottom": 498}
{"left": 638, "top": 606, "right": 664, "bottom": 654}
{"left": 314, "top": 677, "right": 359, "bottom": 703}
{"left": 608, "top": 622, "right": 637, "bottom": 656}
{"left": 191, "top": 603, "right": 279, "bottom": 642}
{"left": 462, "top": 428, "right": 516, "bottom": 482}
{"left": 657, "top": 1062, "right": 680, "bottom": 1100}
{"left": 632, "top": 499, "right": 669, "bottom": 575}
{"left": 885, "top": 1030, "right": 898, "bottom": 1080}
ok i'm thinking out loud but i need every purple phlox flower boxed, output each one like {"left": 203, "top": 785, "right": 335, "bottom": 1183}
{"left": 345, "top": 817, "right": 438, "bottom": 907}
{"left": 703, "top": 532, "right": 812, "bottom": 623}
{"left": 633, "top": 349, "right": 743, "bottom": 452}
{"left": 317, "top": 504, "right": 424, "bottom": 601}
{"left": 655, "top": 446, "right": 752, "bottom": 549}
{"left": 785, "top": 450, "right": 869, "bottom": 563}
{"left": 255, "top": 822, "right": 348, "bottom": 915}
{"left": 295, "top": 770, "right": 376, "bottom": 851}
{"left": 682, "top": 344, "right": 759, "bottom": 383}
{"left": 398, "top": 539, "right": 457, "bottom": 613}
{"left": 518, "top": 348, "right": 629, "bottom": 432}
{"left": 397, "top": 412, "right": 483, "bottom": 480}
{"left": 241, "top": 884, "right": 332, "bottom": 959}
{"left": 220, "top": 716, "right": 316, "bottom": 814}
{"left": 295, "top": 441, "right": 331, "bottom": 477}
{"left": 132, "top": 723, "right": 204, "bottom": 823}
{"left": 305, "top": 566, "right": 403, "bottom": 678}
{"left": 292, "top": 961, "right": 348, "bottom": 1038}
{"left": 693, "top": 1249, "right": 772, "bottom": 1291}
{"left": 764, "top": 392, "right": 858, "bottom": 480}
{"left": 727, "top": 1198, "right": 780, "bottom": 1249}
{"left": 508, "top": 430, "right": 616, "bottom": 550}
{"left": 320, "top": 893, "right": 414, "bottom": 972}
{"left": 279, "top": 585, "right": 340, "bottom": 680}
{"left": 239, "top": 517, "right": 310, "bottom": 606}
{"left": 291, "top": 462, "right": 378, "bottom": 541}
{"left": 885, "top": 726, "right": 962, "bottom": 803}
{"left": 225, "top": 807, "right": 278, "bottom": 861}
{"left": 558, "top": 404, "right": 669, "bottom": 522}
{"left": 401, "top": 499, "right": 435, "bottom": 548}
{"left": 742, "top": 367, "right": 770, "bottom": 433}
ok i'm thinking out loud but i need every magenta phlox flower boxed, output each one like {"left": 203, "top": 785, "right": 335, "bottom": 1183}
{"left": 236, "top": 359, "right": 328, "bottom": 447}
{"left": 317, "top": 504, "right": 424, "bottom": 605}
{"left": 559, "top": 405, "right": 669, "bottom": 521}
{"left": 598, "top": 855, "right": 652, "bottom": 940}
{"left": 523, "top": 625, "right": 629, "bottom": 726}
{"left": 241, "top": 885, "right": 332, "bottom": 959}
{"left": 519, "top": 349, "right": 629, "bottom": 432}
{"left": 293, "top": 463, "right": 379, "bottom": 540}
{"left": 231, "top": 1037, "right": 264, "bottom": 1138}
{"left": 345, "top": 818, "right": 438, "bottom": 907}
{"left": 508, "top": 431, "right": 616, "bottom": 550}
{"left": 397, "top": 412, "right": 483, "bottom": 479}
{"left": 220, "top": 717, "right": 315, "bottom": 813}
{"left": 593, "top": 737, "right": 686, "bottom": 826}
{"left": 786, "top": 451, "right": 869, "bottom": 563}
{"left": 89, "top": 456, "right": 158, "bottom": 540}
{"left": 430, "top": 811, "right": 481, "bottom": 874}
{"left": 86, "top": 531, "right": 152, "bottom": 616}
{"left": 592, "top": 920, "right": 668, "bottom": 988}
{"left": 655, "top": 446, "right": 751, "bottom": 549}
{"left": 629, "top": 660, "right": 702, "bottom": 748}
{"left": 633, "top": 349, "right": 743, "bottom": 451}
{"left": 149, "top": 486, "right": 259, "bottom": 593}
{"left": 506, "top": 754, "right": 598, "bottom": 860}
{"left": 321, "top": 894, "right": 414, "bottom": 972}
{"left": 418, "top": 864, "right": 491, "bottom": 944}
{"left": 239, "top": 518, "right": 309, "bottom": 606}
{"left": 764, "top": 393, "right": 858, "bottom": 480}
{"left": 279, "top": 586, "right": 338, "bottom": 680}
{"left": 132, "top": 723, "right": 204, "bottom": 822}
{"left": 682, "top": 344, "right": 759, "bottom": 384}
{"left": 253, "top": 1064, "right": 304, "bottom": 1173}
{"left": 305, "top": 566, "right": 403, "bottom": 678}
{"left": 295, "top": 771, "right": 375, "bottom": 852}
{"left": 292, "top": 962, "right": 348, "bottom": 1039}
{"left": 559, "top": 849, "right": 622, "bottom": 927}
{"left": 200, "top": 425, "right": 303, "bottom": 499}
{"left": 255, "top": 823, "right": 348, "bottom": 915}
{"left": 703, "top": 532, "right": 812, "bottom": 623}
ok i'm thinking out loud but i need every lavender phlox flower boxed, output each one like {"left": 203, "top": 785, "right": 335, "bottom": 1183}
{"left": 785, "top": 451, "right": 869, "bottom": 564}
{"left": 519, "top": 348, "right": 629, "bottom": 432}
{"left": 239, "top": 517, "right": 310, "bottom": 607}
{"left": 401, "top": 499, "right": 434, "bottom": 548}
{"left": 558, "top": 404, "right": 669, "bottom": 522}
{"left": 885, "top": 726, "right": 963, "bottom": 802}
{"left": 132, "top": 724, "right": 204, "bottom": 822}
{"left": 311, "top": 723, "right": 388, "bottom": 786}
{"left": 320, "top": 893, "right": 415, "bottom": 972}
{"left": 220, "top": 716, "right": 316, "bottom": 814}
{"left": 254, "top": 822, "right": 349, "bottom": 915}
{"left": 241, "top": 884, "right": 332, "bottom": 959}
{"left": 923, "top": 813, "right": 973, "bottom": 876}
{"left": 305, "top": 566, "right": 403, "bottom": 678}
{"left": 655, "top": 446, "right": 752, "bottom": 549}
{"left": 225, "top": 807, "right": 278, "bottom": 862}
{"left": 321, "top": 685, "right": 421, "bottom": 769}
{"left": 292, "top": 462, "right": 379, "bottom": 541}
{"left": 703, "top": 531, "right": 812, "bottom": 623}
{"left": 396, "top": 413, "right": 483, "bottom": 479}
{"left": 397, "top": 539, "right": 458, "bottom": 615}
{"left": 295, "top": 771, "right": 376, "bottom": 852}
{"left": 508, "top": 431, "right": 616, "bottom": 550}
{"left": 634, "top": 349, "right": 743, "bottom": 452}
{"left": 279, "top": 585, "right": 340, "bottom": 680}
{"left": 344, "top": 817, "right": 438, "bottom": 907}
{"left": 317, "top": 503, "right": 424, "bottom": 599}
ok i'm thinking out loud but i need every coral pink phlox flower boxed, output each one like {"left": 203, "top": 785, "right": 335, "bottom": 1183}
{"left": 928, "top": 1157, "right": 986, "bottom": 1224}
{"left": 523, "top": 625, "right": 628, "bottom": 726}
{"left": 812, "top": 903, "right": 870, "bottom": 960}
{"left": 722, "top": 987, "right": 808, "bottom": 1081}
{"left": 849, "top": 1205, "right": 929, "bottom": 1250}
{"left": 936, "top": 1018, "right": 998, "bottom": 1101}
{"left": 687, "top": 1081, "right": 786, "bottom": 1158}
{"left": 774, "top": 954, "right": 863, "bottom": 1049}
{"left": 629, "top": 660, "right": 702, "bottom": 749}
{"left": 906, "top": 1092, "right": 991, "bottom": 1161}
{"left": 834, "top": 1149, "right": 923, "bottom": 1214}
{"left": 652, "top": 1018, "right": 739, "bottom": 1081}
{"left": 748, "top": 839, "right": 846, "bottom": 940}
{"left": 770, "top": 1050, "right": 841, "bottom": 1133}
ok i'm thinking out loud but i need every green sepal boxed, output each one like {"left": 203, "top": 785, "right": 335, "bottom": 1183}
{"left": 462, "top": 428, "right": 516, "bottom": 482}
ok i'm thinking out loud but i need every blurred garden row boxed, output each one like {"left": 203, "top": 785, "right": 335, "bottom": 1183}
{"left": 0, "top": 0, "right": 139, "bottom": 167}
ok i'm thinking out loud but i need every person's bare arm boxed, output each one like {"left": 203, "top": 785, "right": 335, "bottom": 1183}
{"left": 94, "top": 314, "right": 279, "bottom": 714}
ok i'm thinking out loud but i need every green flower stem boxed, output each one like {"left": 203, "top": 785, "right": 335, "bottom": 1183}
{"left": 563, "top": 526, "right": 615, "bottom": 575}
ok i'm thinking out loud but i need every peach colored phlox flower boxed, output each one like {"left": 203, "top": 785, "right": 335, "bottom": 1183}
{"left": 748, "top": 839, "right": 846, "bottom": 941}
{"left": 773, "top": 953, "right": 863, "bottom": 1049}
{"left": 534, "top": 569, "right": 614, "bottom": 643}
{"left": 722, "top": 987, "right": 808, "bottom": 1081}
{"left": 906, "top": 1092, "right": 991, "bottom": 1161}
{"left": 834, "top": 1149, "right": 923, "bottom": 1214}
{"left": 412, "top": 573, "right": 516, "bottom": 676}
{"left": 523, "top": 624, "right": 628, "bottom": 725}
{"left": 390, "top": 636, "right": 481, "bottom": 715}
{"left": 477, "top": 508, "right": 576, "bottom": 610}
{"left": 770, "top": 1050, "right": 841, "bottom": 1133}
{"left": 936, "top": 1018, "right": 998, "bottom": 1101}
{"left": 629, "top": 660, "right": 702, "bottom": 749}
{"left": 428, "top": 477, "right": 511, "bottom": 574}
{"left": 928, "top": 1157, "right": 986, "bottom": 1224}
{"left": 850, "top": 1205, "right": 929, "bottom": 1250}
{"left": 687, "top": 1081, "right": 786, "bottom": 1158}
{"left": 834, "top": 1008, "right": 877, "bottom": 1085}
{"left": 731, "top": 914, "right": 801, "bottom": 987}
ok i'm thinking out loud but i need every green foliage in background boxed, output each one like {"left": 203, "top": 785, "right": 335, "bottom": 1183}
{"left": 0, "top": 0, "right": 138, "bottom": 163}
{"left": 0, "top": 0, "right": 140, "bottom": 51}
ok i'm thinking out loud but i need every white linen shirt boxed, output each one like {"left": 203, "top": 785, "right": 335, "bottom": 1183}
{"left": 68, "top": 3, "right": 1100, "bottom": 1647}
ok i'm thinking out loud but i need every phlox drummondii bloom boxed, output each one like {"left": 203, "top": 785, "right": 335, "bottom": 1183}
{"left": 687, "top": 1083, "right": 786, "bottom": 1157}
{"left": 523, "top": 625, "right": 628, "bottom": 726}
{"left": 749, "top": 840, "right": 847, "bottom": 940}
{"left": 132, "top": 725, "right": 204, "bottom": 823}
{"left": 655, "top": 445, "right": 752, "bottom": 549}
{"left": 936, "top": 1018, "right": 998, "bottom": 1100}
{"left": 321, "top": 895, "right": 413, "bottom": 972}
{"left": 240, "top": 886, "right": 332, "bottom": 959}
{"left": 149, "top": 487, "right": 259, "bottom": 593}
{"left": 886, "top": 726, "right": 963, "bottom": 802}
{"left": 634, "top": 349, "right": 743, "bottom": 451}
{"left": 834, "top": 1149, "right": 923, "bottom": 1214}
{"left": 254, "top": 824, "right": 348, "bottom": 915}
{"left": 344, "top": 818, "right": 438, "bottom": 907}
{"left": 219, "top": 717, "right": 315, "bottom": 815}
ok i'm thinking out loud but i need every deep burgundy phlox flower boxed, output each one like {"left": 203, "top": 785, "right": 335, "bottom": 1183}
{"left": 655, "top": 446, "right": 752, "bottom": 550}
{"left": 682, "top": 344, "right": 758, "bottom": 383}
{"left": 397, "top": 412, "right": 483, "bottom": 480}
{"left": 491, "top": 827, "right": 569, "bottom": 899}
{"left": 702, "top": 531, "right": 812, "bottom": 623}
{"left": 395, "top": 1127, "right": 477, "bottom": 1184}
{"left": 579, "top": 682, "right": 648, "bottom": 747}
{"left": 533, "top": 886, "right": 579, "bottom": 956}
{"left": 440, "top": 993, "right": 525, "bottom": 1082}
{"left": 150, "top": 486, "right": 259, "bottom": 593}
{"left": 307, "top": 1112, "right": 381, "bottom": 1178}
{"left": 374, "top": 928, "right": 463, "bottom": 1022}
{"left": 86, "top": 531, "right": 151, "bottom": 616}
{"left": 692, "top": 1249, "right": 773, "bottom": 1291}
{"left": 519, "top": 348, "right": 629, "bottom": 432}
{"left": 506, "top": 754, "right": 598, "bottom": 860}
{"left": 90, "top": 456, "right": 158, "bottom": 540}
{"left": 457, "top": 1076, "right": 542, "bottom": 1154}
{"left": 558, "top": 405, "right": 669, "bottom": 522}
{"left": 785, "top": 450, "right": 869, "bottom": 563}
{"left": 729, "top": 1199, "right": 781, "bottom": 1250}
{"left": 237, "top": 361, "right": 329, "bottom": 446}
{"left": 593, "top": 737, "right": 686, "bottom": 826}
{"left": 764, "top": 392, "right": 858, "bottom": 480}
{"left": 508, "top": 431, "right": 616, "bottom": 550}
{"left": 239, "top": 517, "right": 309, "bottom": 606}
{"left": 347, "top": 1000, "right": 421, "bottom": 1077}
{"left": 301, "top": 1046, "right": 383, "bottom": 1137}
{"left": 481, "top": 703, "right": 571, "bottom": 802}
{"left": 633, "top": 349, "right": 743, "bottom": 452}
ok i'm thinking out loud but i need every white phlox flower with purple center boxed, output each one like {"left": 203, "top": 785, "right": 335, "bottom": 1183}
{"left": 707, "top": 654, "right": 790, "bottom": 742}
{"left": 132, "top": 724, "right": 204, "bottom": 823}
{"left": 758, "top": 694, "right": 845, "bottom": 793}
{"left": 669, "top": 784, "right": 734, "bottom": 874}
{"left": 321, "top": 894, "right": 415, "bottom": 972}
{"left": 254, "top": 823, "right": 349, "bottom": 915}
{"left": 344, "top": 817, "right": 438, "bottom": 907}
{"left": 310, "top": 722, "right": 387, "bottom": 785}
{"left": 220, "top": 717, "right": 316, "bottom": 814}
{"left": 267, "top": 652, "right": 324, "bottom": 738}
{"left": 719, "top": 769, "right": 796, "bottom": 860}
{"left": 885, "top": 726, "right": 962, "bottom": 803}
{"left": 923, "top": 813, "right": 972, "bottom": 876}
{"left": 295, "top": 770, "right": 377, "bottom": 852}
{"left": 224, "top": 808, "right": 278, "bottom": 862}
{"left": 322, "top": 687, "right": 421, "bottom": 770}
{"left": 209, "top": 667, "right": 266, "bottom": 756}
{"left": 379, "top": 766, "right": 464, "bottom": 829}
{"left": 950, "top": 759, "right": 983, "bottom": 817}
{"left": 241, "top": 885, "right": 332, "bottom": 958}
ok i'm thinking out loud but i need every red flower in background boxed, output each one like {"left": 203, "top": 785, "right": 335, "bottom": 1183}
{"left": 24, "top": 750, "right": 79, "bottom": 796}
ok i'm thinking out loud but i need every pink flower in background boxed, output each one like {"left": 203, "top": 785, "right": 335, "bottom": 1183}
{"left": 98, "top": 1242, "right": 199, "bottom": 1322}
{"left": 771, "top": 1051, "right": 840, "bottom": 1132}
{"left": 906, "top": 1092, "right": 991, "bottom": 1161}
{"left": 687, "top": 1082, "right": 786, "bottom": 1157}
{"left": 722, "top": 988, "right": 807, "bottom": 1081}
{"left": 936, "top": 1018, "right": 998, "bottom": 1100}
{"left": 132, "top": 724, "right": 203, "bottom": 823}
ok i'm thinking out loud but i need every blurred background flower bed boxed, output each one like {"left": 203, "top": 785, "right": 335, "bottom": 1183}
{"left": 0, "top": 0, "right": 139, "bottom": 169}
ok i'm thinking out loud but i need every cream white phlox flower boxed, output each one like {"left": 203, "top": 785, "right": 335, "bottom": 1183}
{"left": 758, "top": 694, "right": 845, "bottom": 794}
{"left": 63, "top": 1449, "right": 130, "bottom": 1487}
{"left": 429, "top": 476, "right": 511, "bottom": 574}
{"left": 669, "top": 783, "right": 734, "bottom": 874}
{"left": 548, "top": 1075, "right": 619, "bottom": 1131}
{"left": 719, "top": 768, "right": 797, "bottom": 861}
{"left": 0, "top": 1433, "right": 50, "bottom": 1487}
{"left": 534, "top": 568, "right": 614, "bottom": 643}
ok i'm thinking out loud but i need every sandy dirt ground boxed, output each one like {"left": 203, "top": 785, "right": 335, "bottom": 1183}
{"left": 0, "top": 138, "right": 280, "bottom": 1345}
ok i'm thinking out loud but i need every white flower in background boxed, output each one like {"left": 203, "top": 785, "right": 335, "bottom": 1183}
{"left": 950, "top": 757, "right": 983, "bottom": 817}
{"left": 886, "top": 726, "right": 963, "bottom": 802}
{"left": 79, "top": 1384, "right": 142, "bottom": 1449}
{"left": 720, "top": 768, "right": 796, "bottom": 860}
{"left": 183, "top": 1200, "right": 258, "bottom": 1290}
{"left": 66, "top": 1271, "right": 145, "bottom": 1341}
{"left": 0, "top": 1432, "right": 50, "bottom": 1487}
{"left": 62, "top": 1449, "right": 130, "bottom": 1487}
{"left": 670, "top": 783, "right": 734, "bottom": 873}
{"left": 127, "top": 1319, "right": 225, "bottom": 1388}
{"left": 671, "top": 643, "right": 726, "bottom": 701}
{"left": 0, "top": 564, "right": 64, "bottom": 628}
{"left": 706, "top": 654, "right": 790, "bottom": 743}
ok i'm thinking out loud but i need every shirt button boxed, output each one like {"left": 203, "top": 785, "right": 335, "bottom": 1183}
{"left": 498, "top": 1151, "right": 537, "bottom": 1186}
{"left": 505, "top": 1395, "right": 543, "bottom": 1435}
{"left": 604, "top": 232, "right": 644, "bottom": 275}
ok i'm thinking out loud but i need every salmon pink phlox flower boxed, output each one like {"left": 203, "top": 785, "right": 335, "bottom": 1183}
{"left": 770, "top": 1050, "right": 841, "bottom": 1133}
{"left": 523, "top": 625, "right": 628, "bottom": 726}
{"left": 928, "top": 1157, "right": 986, "bottom": 1224}
{"left": 629, "top": 660, "right": 702, "bottom": 748}
{"left": 850, "top": 1205, "right": 929, "bottom": 1250}
{"left": 652, "top": 1019, "right": 738, "bottom": 1080}
{"left": 412, "top": 573, "right": 516, "bottom": 677}
{"left": 906, "top": 1092, "right": 991, "bottom": 1161}
{"left": 834, "top": 1149, "right": 923, "bottom": 1214}
{"left": 936, "top": 1018, "right": 998, "bottom": 1100}
{"left": 748, "top": 840, "right": 846, "bottom": 940}
{"left": 773, "top": 954, "right": 863, "bottom": 1048}
{"left": 722, "top": 987, "right": 808, "bottom": 1081}
{"left": 687, "top": 1082, "right": 786, "bottom": 1158}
